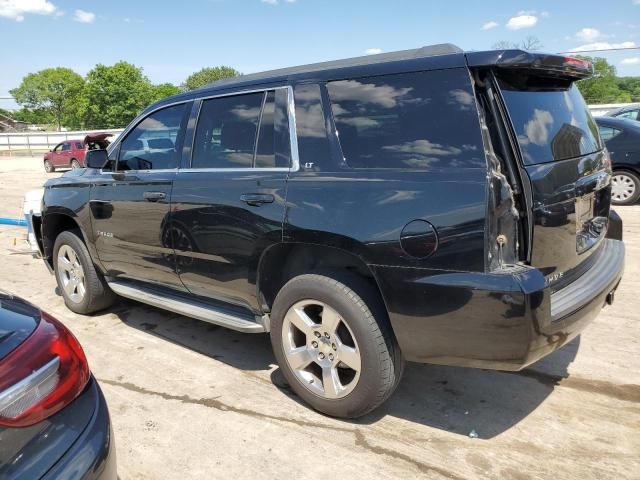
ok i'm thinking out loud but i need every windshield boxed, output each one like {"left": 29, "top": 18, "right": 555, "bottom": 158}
{"left": 499, "top": 78, "right": 602, "bottom": 165}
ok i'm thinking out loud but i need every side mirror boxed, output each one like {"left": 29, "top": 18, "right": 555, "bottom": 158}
{"left": 85, "top": 149, "right": 109, "bottom": 169}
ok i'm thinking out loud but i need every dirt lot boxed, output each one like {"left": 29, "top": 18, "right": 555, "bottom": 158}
{"left": 1, "top": 156, "right": 639, "bottom": 480}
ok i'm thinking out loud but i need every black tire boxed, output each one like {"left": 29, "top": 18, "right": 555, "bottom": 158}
{"left": 611, "top": 169, "right": 640, "bottom": 206}
{"left": 270, "top": 272, "right": 404, "bottom": 418}
{"left": 44, "top": 160, "right": 55, "bottom": 173}
{"left": 53, "top": 230, "right": 116, "bottom": 314}
{"left": 70, "top": 159, "right": 81, "bottom": 170}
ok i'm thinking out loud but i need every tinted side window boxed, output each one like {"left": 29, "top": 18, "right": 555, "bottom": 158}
{"left": 326, "top": 69, "right": 485, "bottom": 169}
{"left": 598, "top": 125, "right": 622, "bottom": 141}
{"left": 293, "top": 84, "right": 332, "bottom": 170}
{"left": 118, "top": 103, "right": 186, "bottom": 171}
{"left": 75, "top": 142, "right": 84, "bottom": 149}
{"left": 61, "top": 143, "right": 71, "bottom": 151}
{"left": 192, "top": 93, "right": 263, "bottom": 169}
{"left": 618, "top": 110, "right": 638, "bottom": 120}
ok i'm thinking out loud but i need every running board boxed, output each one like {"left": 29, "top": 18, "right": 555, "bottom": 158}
{"left": 107, "top": 280, "right": 268, "bottom": 333}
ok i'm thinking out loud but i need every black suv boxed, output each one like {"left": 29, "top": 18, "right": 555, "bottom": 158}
{"left": 33, "top": 44, "right": 625, "bottom": 418}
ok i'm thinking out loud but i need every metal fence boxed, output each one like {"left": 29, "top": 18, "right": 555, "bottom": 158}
{"left": 0, "top": 129, "right": 124, "bottom": 156}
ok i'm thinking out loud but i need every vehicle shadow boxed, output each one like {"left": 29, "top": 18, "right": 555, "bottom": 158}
{"left": 109, "top": 299, "right": 579, "bottom": 439}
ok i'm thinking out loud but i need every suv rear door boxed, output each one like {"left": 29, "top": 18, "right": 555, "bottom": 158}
{"left": 170, "top": 88, "right": 293, "bottom": 312}
{"left": 89, "top": 102, "right": 191, "bottom": 289}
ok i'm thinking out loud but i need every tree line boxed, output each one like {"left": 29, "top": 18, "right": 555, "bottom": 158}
{"left": 2, "top": 64, "right": 240, "bottom": 131}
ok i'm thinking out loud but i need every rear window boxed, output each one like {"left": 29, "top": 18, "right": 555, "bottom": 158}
{"left": 499, "top": 79, "right": 602, "bottom": 165}
{"left": 326, "top": 69, "right": 485, "bottom": 169}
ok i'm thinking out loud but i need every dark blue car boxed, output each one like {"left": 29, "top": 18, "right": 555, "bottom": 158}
{"left": 0, "top": 290, "right": 116, "bottom": 479}
{"left": 596, "top": 115, "right": 640, "bottom": 205}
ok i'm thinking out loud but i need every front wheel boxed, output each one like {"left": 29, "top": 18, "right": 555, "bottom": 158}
{"left": 611, "top": 170, "right": 640, "bottom": 206}
{"left": 54, "top": 230, "right": 115, "bottom": 314}
{"left": 270, "top": 273, "right": 403, "bottom": 418}
{"left": 44, "top": 160, "right": 55, "bottom": 173}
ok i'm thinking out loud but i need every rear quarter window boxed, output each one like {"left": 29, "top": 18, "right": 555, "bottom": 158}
{"left": 326, "top": 69, "right": 486, "bottom": 170}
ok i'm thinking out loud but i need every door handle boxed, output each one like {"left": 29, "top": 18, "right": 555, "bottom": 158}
{"left": 240, "top": 193, "right": 274, "bottom": 206}
{"left": 143, "top": 191, "right": 167, "bottom": 202}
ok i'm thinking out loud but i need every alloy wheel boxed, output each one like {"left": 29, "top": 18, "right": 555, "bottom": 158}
{"left": 281, "top": 300, "right": 361, "bottom": 399}
{"left": 57, "top": 245, "right": 86, "bottom": 303}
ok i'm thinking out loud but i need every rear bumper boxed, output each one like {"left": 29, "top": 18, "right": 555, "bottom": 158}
{"left": 374, "top": 238, "right": 625, "bottom": 370}
{"left": 43, "top": 377, "right": 117, "bottom": 480}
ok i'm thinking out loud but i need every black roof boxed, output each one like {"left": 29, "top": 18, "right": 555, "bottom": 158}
{"left": 145, "top": 43, "right": 590, "bottom": 114}
{"left": 211, "top": 43, "right": 463, "bottom": 89}
{"left": 148, "top": 43, "right": 466, "bottom": 111}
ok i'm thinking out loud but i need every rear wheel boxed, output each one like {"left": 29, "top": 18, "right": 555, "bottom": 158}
{"left": 54, "top": 230, "right": 115, "bottom": 314}
{"left": 44, "top": 160, "right": 55, "bottom": 173}
{"left": 70, "top": 159, "right": 81, "bottom": 170}
{"left": 270, "top": 272, "right": 403, "bottom": 418}
{"left": 611, "top": 170, "right": 640, "bottom": 206}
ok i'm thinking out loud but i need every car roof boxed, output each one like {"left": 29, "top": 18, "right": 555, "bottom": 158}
{"left": 144, "top": 43, "right": 592, "bottom": 115}
{"left": 147, "top": 43, "right": 465, "bottom": 111}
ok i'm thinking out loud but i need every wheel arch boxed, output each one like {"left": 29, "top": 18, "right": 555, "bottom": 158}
{"left": 42, "top": 210, "right": 91, "bottom": 269}
{"left": 256, "top": 243, "right": 391, "bottom": 318}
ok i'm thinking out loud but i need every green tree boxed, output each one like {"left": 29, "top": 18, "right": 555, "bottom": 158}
{"left": 576, "top": 56, "right": 631, "bottom": 104}
{"left": 10, "top": 67, "right": 84, "bottom": 131}
{"left": 81, "top": 62, "right": 156, "bottom": 128}
{"left": 182, "top": 66, "right": 240, "bottom": 91}
{"left": 617, "top": 77, "right": 640, "bottom": 102}
{"left": 151, "top": 83, "right": 181, "bottom": 102}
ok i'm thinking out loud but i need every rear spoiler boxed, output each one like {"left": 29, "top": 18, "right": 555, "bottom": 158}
{"left": 466, "top": 50, "right": 593, "bottom": 80}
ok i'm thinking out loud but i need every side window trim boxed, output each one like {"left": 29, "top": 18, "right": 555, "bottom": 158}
{"left": 181, "top": 85, "right": 300, "bottom": 172}
{"left": 252, "top": 92, "right": 269, "bottom": 168}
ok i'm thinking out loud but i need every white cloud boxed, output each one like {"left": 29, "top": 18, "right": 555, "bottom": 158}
{"left": 621, "top": 57, "right": 640, "bottom": 64}
{"left": 569, "top": 41, "right": 636, "bottom": 52}
{"left": 0, "top": 0, "right": 57, "bottom": 21}
{"left": 73, "top": 9, "right": 95, "bottom": 23}
{"left": 365, "top": 48, "right": 383, "bottom": 55}
{"left": 481, "top": 21, "right": 499, "bottom": 31}
{"left": 506, "top": 14, "right": 538, "bottom": 30}
{"left": 634, "top": 0, "right": 640, "bottom": 4}
{"left": 576, "top": 28, "right": 605, "bottom": 42}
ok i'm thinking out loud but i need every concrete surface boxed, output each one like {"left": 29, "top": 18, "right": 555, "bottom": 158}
{"left": 0, "top": 157, "right": 638, "bottom": 480}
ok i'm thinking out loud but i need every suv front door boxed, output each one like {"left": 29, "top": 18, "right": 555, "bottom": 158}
{"left": 170, "top": 88, "right": 293, "bottom": 312}
{"left": 89, "top": 102, "right": 191, "bottom": 289}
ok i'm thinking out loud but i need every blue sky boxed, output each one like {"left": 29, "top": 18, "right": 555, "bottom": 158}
{"left": 1, "top": 0, "right": 639, "bottom": 109}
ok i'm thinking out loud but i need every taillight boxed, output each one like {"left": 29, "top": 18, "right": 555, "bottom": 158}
{"left": 0, "top": 312, "right": 89, "bottom": 427}
{"left": 564, "top": 56, "right": 592, "bottom": 71}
